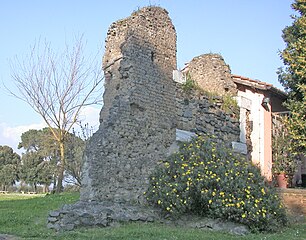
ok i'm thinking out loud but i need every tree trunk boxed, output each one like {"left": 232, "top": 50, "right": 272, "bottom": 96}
{"left": 56, "top": 141, "right": 65, "bottom": 193}
{"left": 43, "top": 184, "right": 49, "bottom": 193}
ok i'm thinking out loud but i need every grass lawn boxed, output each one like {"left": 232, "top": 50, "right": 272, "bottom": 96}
{"left": 0, "top": 192, "right": 305, "bottom": 239}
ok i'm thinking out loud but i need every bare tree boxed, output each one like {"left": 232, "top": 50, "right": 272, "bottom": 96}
{"left": 8, "top": 36, "right": 103, "bottom": 192}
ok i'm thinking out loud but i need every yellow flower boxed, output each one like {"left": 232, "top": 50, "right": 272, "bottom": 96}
{"left": 157, "top": 200, "right": 162, "bottom": 205}
{"left": 261, "top": 188, "right": 266, "bottom": 195}
{"left": 209, "top": 199, "right": 212, "bottom": 204}
{"left": 212, "top": 192, "right": 216, "bottom": 196}
{"left": 242, "top": 213, "right": 246, "bottom": 218}
{"left": 166, "top": 207, "right": 171, "bottom": 211}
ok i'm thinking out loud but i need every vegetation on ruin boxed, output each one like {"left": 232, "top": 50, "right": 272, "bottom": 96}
{"left": 181, "top": 75, "right": 239, "bottom": 115}
{"left": 0, "top": 192, "right": 305, "bottom": 239}
{"left": 146, "top": 135, "right": 288, "bottom": 233}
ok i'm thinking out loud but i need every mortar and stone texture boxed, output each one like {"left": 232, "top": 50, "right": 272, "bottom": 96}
{"left": 175, "top": 85, "right": 240, "bottom": 145}
{"left": 184, "top": 54, "right": 237, "bottom": 96}
{"left": 47, "top": 6, "right": 243, "bottom": 232}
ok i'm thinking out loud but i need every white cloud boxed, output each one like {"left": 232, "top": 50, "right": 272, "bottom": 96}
{"left": 0, "top": 122, "right": 46, "bottom": 154}
{"left": 78, "top": 105, "right": 100, "bottom": 129}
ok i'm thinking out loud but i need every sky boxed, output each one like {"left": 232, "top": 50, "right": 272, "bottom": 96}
{"left": 0, "top": 0, "right": 294, "bottom": 153}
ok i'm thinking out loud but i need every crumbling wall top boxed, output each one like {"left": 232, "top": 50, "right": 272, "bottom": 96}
{"left": 184, "top": 53, "right": 237, "bottom": 96}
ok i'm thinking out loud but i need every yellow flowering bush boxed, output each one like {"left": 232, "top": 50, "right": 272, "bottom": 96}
{"left": 145, "top": 136, "right": 288, "bottom": 232}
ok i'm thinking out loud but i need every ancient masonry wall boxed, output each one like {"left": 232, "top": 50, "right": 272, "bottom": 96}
{"left": 47, "top": 7, "right": 241, "bottom": 231}
{"left": 176, "top": 85, "right": 240, "bottom": 145}
{"left": 81, "top": 7, "right": 177, "bottom": 203}
{"left": 185, "top": 54, "right": 237, "bottom": 96}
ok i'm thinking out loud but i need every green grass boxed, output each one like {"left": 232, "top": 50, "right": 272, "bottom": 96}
{"left": 0, "top": 193, "right": 305, "bottom": 239}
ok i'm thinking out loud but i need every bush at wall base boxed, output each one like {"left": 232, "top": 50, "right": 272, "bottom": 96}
{"left": 145, "top": 135, "right": 288, "bottom": 233}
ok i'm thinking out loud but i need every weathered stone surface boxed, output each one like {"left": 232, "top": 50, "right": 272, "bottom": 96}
{"left": 232, "top": 141, "right": 248, "bottom": 154}
{"left": 176, "top": 129, "right": 197, "bottom": 142}
{"left": 49, "top": 210, "right": 60, "bottom": 217}
{"left": 48, "top": 6, "right": 175, "bottom": 231}
{"left": 184, "top": 53, "right": 237, "bottom": 95}
{"left": 176, "top": 85, "right": 240, "bottom": 146}
{"left": 46, "top": 201, "right": 161, "bottom": 231}
{"left": 81, "top": 6, "right": 177, "bottom": 204}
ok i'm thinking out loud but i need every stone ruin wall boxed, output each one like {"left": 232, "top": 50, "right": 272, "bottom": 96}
{"left": 80, "top": 7, "right": 177, "bottom": 204}
{"left": 176, "top": 86, "right": 240, "bottom": 145}
{"left": 47, "top": 7, "right": 241, "bottom": 231}
{"left": 185, "top": 54, "right": 237, "bottom": 96}
{"left": 176, "top": 53, "right": 240, "bottom": 146}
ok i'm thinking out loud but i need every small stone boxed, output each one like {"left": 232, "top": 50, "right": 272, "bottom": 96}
{"left": 49, "top": 211, "right": 60, "bottom": 217}
{"left": 63, "top": 224, "right": 75, "bottom": 231}
{"left": 47, "top": 223, "right": 60, "bottom": 231}
{"left": 47, "top": 217, "right": 58, "bottom": 223}
{"left": 230, "top": 226, "right": 249, "bottom": 236}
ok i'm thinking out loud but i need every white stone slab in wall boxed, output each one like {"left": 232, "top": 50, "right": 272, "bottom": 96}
{"left": 176, "top": 129, "right": 197, "bottom": 142}
{"left": 173, "top": 70, "right": 186, "bottom": 84}
{"left": 235, "top": 96, "right": 252, "bottom": 110}
{"left": 232, "top": 141, "right": 247, "bottom": 155}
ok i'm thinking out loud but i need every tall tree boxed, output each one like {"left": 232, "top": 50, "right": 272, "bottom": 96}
{"left": 19, "top": 127, "right": 85, "bottom": 188}
{"left": 9, "top": 36, "right": 103, "bottom": 192}
{"left": 19, "top": 129, "right": 57, "bottom": 192}
{"left": 278, "top": 0, "right": 306, "bottom": 155}
{"left": 0, "top": 146, "right": 20, "bottom": 191}
{"left": 20, "top": 151, "right": 54, "bottom": 192}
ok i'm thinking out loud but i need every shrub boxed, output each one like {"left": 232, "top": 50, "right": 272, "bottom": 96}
{"left": 145, "top": 136, "right": 288, "bottom": 232}
{"left": 181, "top": 76, "right": 198, "bottom": 92}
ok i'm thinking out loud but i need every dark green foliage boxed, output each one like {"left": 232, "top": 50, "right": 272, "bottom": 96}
{"left": 65, "top": 132, "right": 85, "bottom": 186}
{"left": 278, "top": 0, "right": 306, "bottom": 99}
{"left": 145, "top": 136, "right": 288, "bottom": 232}
{"left": 0, "top": 145, "right": 20, "bottom": 190}
{"left": 278, "top": 0, "right": 306, "bottom": 155}
{"left": 19, "top": 128, "right": 57, "bottom": 190}
{"left": 18, "top": 127, "right": 85, "bottom": 188}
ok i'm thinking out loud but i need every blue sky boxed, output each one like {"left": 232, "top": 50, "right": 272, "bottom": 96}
{"left": 0, "top": 0, "right": 294, "bottom": 152}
